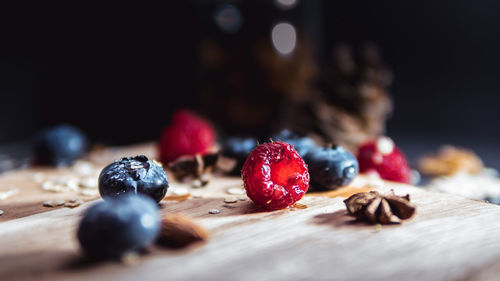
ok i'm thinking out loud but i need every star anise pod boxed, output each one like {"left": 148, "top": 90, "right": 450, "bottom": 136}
{"left": 167, "top": 153, "right": 219, "bottom": 186}
{"left": 344, "top": 190, "right": 416, "bottom": 224}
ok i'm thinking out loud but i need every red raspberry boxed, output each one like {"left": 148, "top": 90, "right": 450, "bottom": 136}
{"left": 159, "top": 110, "right": 216, "bottom": 163}
{"left": 242, "top": 141, "right": 310, "bottom": 210}
{"left": 356, "top": 137, "right": 411, "bottom": 183}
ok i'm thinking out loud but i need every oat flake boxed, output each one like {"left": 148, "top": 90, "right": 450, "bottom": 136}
{"left": 208, "top": 209, "right": 220, "bottom": 214}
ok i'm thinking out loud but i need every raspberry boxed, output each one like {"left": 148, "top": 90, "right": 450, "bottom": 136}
{"left": 242, "top": 141, "right": 310, "bottom": 210}
{"left": 356, "top": 137, "right": 411, "bottom": 183}
{"left": 159, "top": 110, "right": 216, "bottom": 163}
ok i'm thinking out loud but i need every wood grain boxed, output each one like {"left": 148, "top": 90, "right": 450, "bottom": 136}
{"left": 1, "top": 144, "right": 499, "bottom": 281}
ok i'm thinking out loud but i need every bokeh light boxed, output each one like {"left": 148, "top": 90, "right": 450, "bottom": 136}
{"left": 274, "top": 0, "right": 299, "bottom": 10}
{"left": 214, "top": 4, "right": 243, "bottom": 34}
{"left": 271, "top": 22, "right": 297, "bottom": 56}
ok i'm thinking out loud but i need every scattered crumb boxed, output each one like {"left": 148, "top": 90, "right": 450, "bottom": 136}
{"left": 64, "top": 199, "right": 84, "bottom": 208}
{"left": 33, "top": 173, "right": 45, "bottom": 183}
{"left": 238, "top": 196, "right": 247, "bottom": 201}
{"left": 121, "top": 252, "right": 141, "bottom": 265}
{"left": 164, "top": 187, "right": 192, "bottom": 201}
{"left": 208, "top": 209, "right": 220, "bottom": 214}
{"left": 190, "top": 175, "right": 210, "bottom": 188}
{"left": 42, "top": 201, "right": 53, "bottom": 207}
{"left": 80, "top": 188, "right": 99, "bottom": 197}
{"left": 42, "top": 177, "right": 79, "bottom": 193}
{"left": 226, "top": 187, "right": 245, "bottom": 195}
{"left": 164, "top": 193, "right": 191, "bottom": 201}
{"left": 0, "top": 188, "right": 19, "bottom": 200}
{"left": 222, "top": 204, "right": 237, "bottom": 209}
{"left": 53, "top": 199, "right": 66, "bottom": 206}
{"left": 79, "top": 177, "right": 98, "bottom": 188}
{"left": 43, "top": 200, "right": 65, "bottom": 208}
{"left": 71, "top": 161, "right": 96, "bottom": 176}
{"left": 224, "top": 197, "right": 238, "bottom": 204}
{"left": 191, "top": 179, "right": 204, "bottom": 188}
{"left": 293, "top": 203, "right": 308, "bottom": 209}
{"left": 171, "top": 187, "right": 189, "bottom": 196}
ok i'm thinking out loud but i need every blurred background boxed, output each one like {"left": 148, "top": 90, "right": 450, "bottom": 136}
{"left": 2, "top": 0, "right": 500, "bottom": 167}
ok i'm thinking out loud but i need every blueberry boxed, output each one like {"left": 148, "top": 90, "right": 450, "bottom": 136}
{"left": 485, "top": 196, "right": 500, "bottom": 205}
{"left": 221, "top": 137, "right": 257, "bottom": 174}
{"left": 99, "top": 155, "right": 169, "bottom": 202}
{"left": 304, "top": 146, "right": 359, "bottom": 191}
{"left": 34, "top": 124, "right": 88, "bottom": 166}
{"left": 77, "top": 194, "right": 160, "bottom": 260}
{"left": 271, "top": 129, "right": 317, "bottom": 157}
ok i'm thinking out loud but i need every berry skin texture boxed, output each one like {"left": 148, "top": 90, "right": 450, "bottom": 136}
{"left": 77, "top": 195, "right": 160, "bottom": 260}
{"left": 242, "top": 141, "right": 310, "bottom": 210}
{"left": 34, "top": 124, "right": 88, "bottom": 167}
{"left": 99, "top": 155, "right": 169, "bottom": 202}
{"left": 221, "top": 137, "right": 257, "bottom": 174}
{"left": 305, "top": 146, "right": 359, "bottom": 191}
{"left": 159, "top": 110, "right": 216, "bottom": 163}
{"left": 356, "top": 137, "right": 411, "bottom": 184}
{"left": 271, "top": 129, "right": 317, "bottom": 158}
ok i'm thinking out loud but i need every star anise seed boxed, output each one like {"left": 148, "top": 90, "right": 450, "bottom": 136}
{"left": 344, "top": 190, "right": 416, "bottom": 224}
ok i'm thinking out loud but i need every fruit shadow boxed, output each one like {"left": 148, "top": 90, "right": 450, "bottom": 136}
{"left": 59, "top": 249, "right": 151, "bottom": 272}
{"left": 159, "top": 197, "right": 277, "bottom": 218}
{"left": 312, "top": 210, "right": 380, "bottom": 229}
{"left": 0, "top": 249, "right": 89, "bottom": 279}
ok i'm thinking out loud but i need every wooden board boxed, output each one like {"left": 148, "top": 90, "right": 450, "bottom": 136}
{"left": 1, "top": 143, "right": 500, "bottom": 281}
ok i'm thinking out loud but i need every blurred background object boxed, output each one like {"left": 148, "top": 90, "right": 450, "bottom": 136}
{"left": 2, "top": 1, "right": 500, "bottom": 167}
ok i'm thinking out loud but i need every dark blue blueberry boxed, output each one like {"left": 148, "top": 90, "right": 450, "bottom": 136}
{"left": 304, "top": 146, "right": 359, "bottom": 191}
{"left": 271, "top": 129, "right": 317, "bottom": 157}
{"left": 221, "top": 137, "right": 257, "bottom": 174}
{"left": 99, "top": 155, "right": 169, "bottom": 202}
{"left": 34, "top": 124, "right": 88, "bottom": 167}
{"left": 77, "top": 194, "right": 160, "bottom": 260}
{"left": 485, "top": 196, "right": 500, "bottom": 205}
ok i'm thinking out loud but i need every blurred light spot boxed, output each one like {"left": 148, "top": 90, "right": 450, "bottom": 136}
{"left": 274, "top": 0, "right": 299, "bottom": 10}
{"left": 271, "top": 22, "right": 297, "bottom": 56}
{"left": 141, "top": 214, "right": 155, "bottom": 228}
{"left": 214, "top": 5, "right": 243, "bottom": 34}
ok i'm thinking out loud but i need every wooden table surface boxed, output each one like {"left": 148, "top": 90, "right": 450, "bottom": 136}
{"left": 1, "top": 143, "right": 500, "bottom": 281}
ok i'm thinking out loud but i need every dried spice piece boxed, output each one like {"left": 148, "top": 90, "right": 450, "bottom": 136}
{"left": 418, "top": 145, "right": 483, "bottom": 176}
{"left": 157, "top": 214, "right": 209, "bottom": 248}
{"left": 344, "top": 190, "right": 416, "bottom": 224}
{"left": 167, "top": 153, "right": 219, "bottom": 186}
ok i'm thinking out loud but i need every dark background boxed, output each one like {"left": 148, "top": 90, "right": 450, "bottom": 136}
{"left": 2, "top": 1, "right": 500, "bottom": 165}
